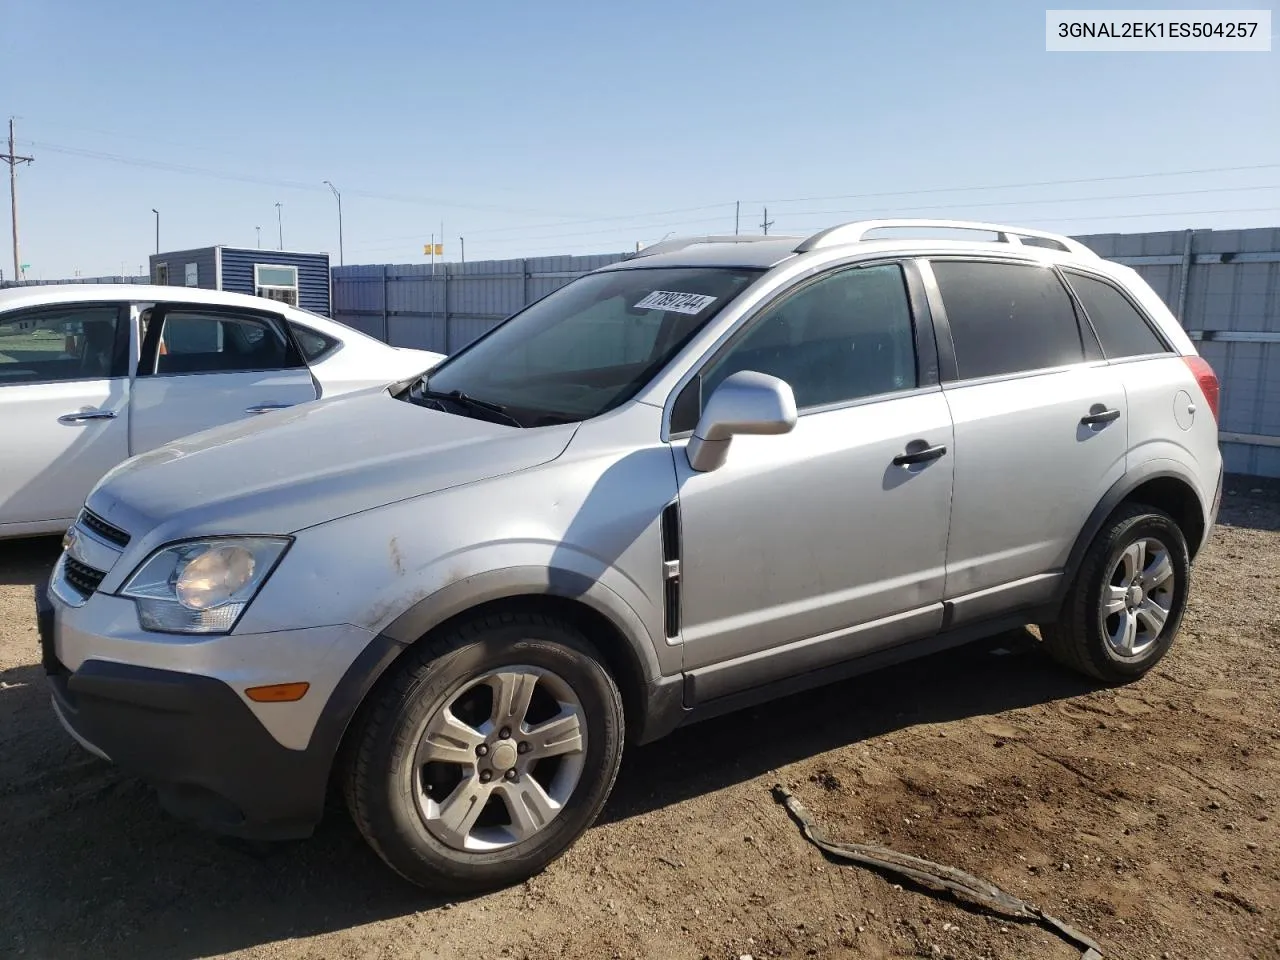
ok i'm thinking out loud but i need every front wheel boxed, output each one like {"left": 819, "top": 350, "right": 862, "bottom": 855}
{"left": 344, "top": 612, "right": 625, "bottom": 892}
{"left": 1042, "top": 503, "right": 1191, "bottom": 683}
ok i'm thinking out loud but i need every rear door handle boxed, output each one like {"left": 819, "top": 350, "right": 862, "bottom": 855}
{"left": 893, "top": 443, "right": 948, "bottom": 467}
{"left": 246, "top": 403, "right": 295, "bottom": 415}
{"left": 1080, "top": 407, "right": 1121, "bottom": 426}
{"left": 57, "top": 409, "right": 117, "bottom": 424}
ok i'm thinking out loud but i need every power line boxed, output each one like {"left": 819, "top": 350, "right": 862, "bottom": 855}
{"left": 347, "top": 183, "right": 1280, "bottom": 255}
{"left": 23, "top": 140, "right": 564, "bottom": 217}
{"left": 774, "top": 183, "right": 1280, "bottom": 221}
{"left": 349, "top": 204, "right": 1280, "bottom": 263}
{"left": 745, "top": 163, "right": 1280, "bottom": 207}
{"left": 21, "top": 135, "right": 1279, "bottom": 242}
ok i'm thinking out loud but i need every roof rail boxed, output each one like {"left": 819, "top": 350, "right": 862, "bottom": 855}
{"left": 629, "top": 234, "right": 791, "bottom": 259}
{"left": 793, "top": 219, "right": 1097, "bottom": 257}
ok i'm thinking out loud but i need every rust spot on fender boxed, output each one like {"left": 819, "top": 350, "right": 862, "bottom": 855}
{"left": 389, "top": 536, "right": 404, "bottom": 576}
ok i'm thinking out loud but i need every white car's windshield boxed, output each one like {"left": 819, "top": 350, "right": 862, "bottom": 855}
{"left": 405, "top": 267, "right": 761, "bottom": 426}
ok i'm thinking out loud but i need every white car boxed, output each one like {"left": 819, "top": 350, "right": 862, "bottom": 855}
{"left": 0, "top": 284, "right": 443, "bottom": 539}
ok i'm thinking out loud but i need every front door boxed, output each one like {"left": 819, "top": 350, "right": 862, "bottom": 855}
{"left": 129, "top": 303, "right": 319, "bottom": 453}
{"left": 0, "top": 302, "right": 132, "bottom": 531}
{"left": 671, "top": 261, "right": 955, "bottom": 702}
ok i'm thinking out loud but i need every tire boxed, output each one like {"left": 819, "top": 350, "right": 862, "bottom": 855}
{"left": 1041, "top": 503, "right": 1190, "bottom": 684}
{"left": 343, "top": 611, "right": 625, "bottom": 892}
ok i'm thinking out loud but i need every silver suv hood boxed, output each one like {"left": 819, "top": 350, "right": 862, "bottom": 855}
{"left": 87, "top": 389, "right": 577, "bottom": 546}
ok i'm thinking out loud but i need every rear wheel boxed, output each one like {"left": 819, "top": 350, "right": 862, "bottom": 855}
{"left": 344, "top": 611, "right": 624, "bottom": 892}
{"left": 1042, "top": 503, "right": 1190, "bottom": 683}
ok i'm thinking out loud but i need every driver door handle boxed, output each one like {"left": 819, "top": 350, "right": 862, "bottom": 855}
{"left": 246, "top": 403, "right": 295, "bottom": 415}
{"left": 57, "top": 409, "right": 117, "bottom": 424}
{"left": 1080, "top": 407, "right": 1121, "bottom": 426}
{"left": 893, "top": 443, "right": 948, "bottom": 467}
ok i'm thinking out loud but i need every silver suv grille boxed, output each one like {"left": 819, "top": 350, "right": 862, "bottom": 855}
{"left": 78, "top": 509, "right": 130, "bottom": 548}
{"left": 62, "top": 557, "right": 107, "bottom": 597}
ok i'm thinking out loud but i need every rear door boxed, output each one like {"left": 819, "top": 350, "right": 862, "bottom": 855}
{"left": 922, "top": 257, "right": 1128, "bottom": 622}
{"left": 129, "top": 302, "right": 318, "bottom": 453}
{"left": 0, "top": 301, "right": 133, "bottom": 530}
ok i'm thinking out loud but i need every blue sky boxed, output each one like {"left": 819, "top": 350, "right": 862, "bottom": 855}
{"left": 2, "top": 0, "right": 1277, "bottom": 279}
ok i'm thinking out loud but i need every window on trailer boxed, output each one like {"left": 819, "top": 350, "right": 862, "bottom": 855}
{"left": 255, "top": 264, "right": 300, "bottom": 307}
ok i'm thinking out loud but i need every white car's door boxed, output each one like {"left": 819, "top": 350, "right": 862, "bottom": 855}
{"left": 129, "top": 302, "right": 319, "bottom": 453}
{"left": 0, "top": 301, "right": 133, "bottom": 534}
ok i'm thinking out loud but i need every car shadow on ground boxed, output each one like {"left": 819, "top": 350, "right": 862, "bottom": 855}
{"left": 0, "top": 534, "right": 61, "bottom": 586}
{"left": 3, "top": 616, "right": 1095, "bottom": 960}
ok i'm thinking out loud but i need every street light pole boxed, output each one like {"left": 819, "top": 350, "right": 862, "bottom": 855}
{"left": 151, "top": 208, "right": 159, "bottom": 254}
{"left": 255, "top": 226, "right": 261, "bottom": 249}
{"left": 323, "top": 180, "right": 343, "bottom": 266}
{"left": 275, "top": 201, "right": 283, "bottom": 250}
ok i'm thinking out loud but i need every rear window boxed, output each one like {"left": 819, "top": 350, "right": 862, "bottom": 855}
{"left": 1063, "top": 272, "right": 1169, "bottom": 360}
{"left": 931, "top": 260, "right": 1084, "bottom": 380}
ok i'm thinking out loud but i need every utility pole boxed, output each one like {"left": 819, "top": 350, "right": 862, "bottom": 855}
{"left": 760, "top": 206, "right": 774, "bottom": 236}
{"left": 3, "top": 118, "right": 34, "bottom": 284}
{"left": 255, "top": 226, "right": 261, "bottom": 248}
{"left": 460, "top": 236, "right": 465, "bottom": 264}
{"left": 735, "top": 200, "right": 740, "bottom": 235}
{"left": 323, "top": 180, "right": 343, "bottom": 266}
{"left": 151, "top": 208, "right": 159, "bottom": 254}
{"left": 275, "top": 201, "right": 283, "bottom": 249}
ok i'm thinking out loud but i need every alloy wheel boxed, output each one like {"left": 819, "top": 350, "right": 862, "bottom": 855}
{"left": 408, "top": 666, "right": 587, "bottom": 852}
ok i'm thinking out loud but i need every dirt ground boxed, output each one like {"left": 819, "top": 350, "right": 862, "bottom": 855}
{"left": 2, "top": 490, "right": 1277, "bottom": 960}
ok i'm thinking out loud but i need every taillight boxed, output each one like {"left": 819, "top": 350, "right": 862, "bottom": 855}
{"left": 1182, "top": 355, "right": 1220, "bottom": 422}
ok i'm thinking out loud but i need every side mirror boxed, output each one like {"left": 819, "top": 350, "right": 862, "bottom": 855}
{"left": 686, "top": 370, "right": 797, "bottom": 472}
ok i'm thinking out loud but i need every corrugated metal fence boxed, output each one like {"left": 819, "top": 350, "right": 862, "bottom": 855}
{"left": 331, "top": 255, "right": 626, "bottom": 354}
{"left": 1078, "top": 228, "right": 1280, "bottom": 477}
{"left": 1, "top": 275, "right": 150, "bottom": 288}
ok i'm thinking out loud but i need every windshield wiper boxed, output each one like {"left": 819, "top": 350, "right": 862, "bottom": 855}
{"left": 412, "top": 384, "right": 525, "bottom": 428}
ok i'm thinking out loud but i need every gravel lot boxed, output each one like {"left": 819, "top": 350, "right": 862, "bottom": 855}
{"left": 2, "top": 489, "right": 1277, "bottom": 960}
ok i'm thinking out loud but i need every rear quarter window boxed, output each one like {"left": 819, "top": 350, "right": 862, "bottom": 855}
{"left": 288, "top": 322, "right": 339, "bottom": 362}
{"left": 1063, "top": 272, "right": 1170, "bottom": 359}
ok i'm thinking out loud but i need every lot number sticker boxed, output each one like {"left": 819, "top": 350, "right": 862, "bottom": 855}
{"left": 633, "top": 290, "right": 718, "bottom": 315}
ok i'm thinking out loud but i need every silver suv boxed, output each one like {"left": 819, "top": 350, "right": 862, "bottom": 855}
{"left": 40, "top": 219, "right": 1223, "bottom": 892}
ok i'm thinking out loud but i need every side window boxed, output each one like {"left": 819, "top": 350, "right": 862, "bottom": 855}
{"left": 1063, "top": 271, "right": 1169, "bottom": 359}
{"left": 287, "top": 322, "right": 339, "bottom": 362}
{"left": 148, "top": 310, "right": 302, "bottom": 375}
{"left": 931, "top": 260, "right": 1084, "bottom": 380}
{"left": 0, "top": 304, "right": 125, "bottom": 385}
{"left": 701, "top": 263, "right": 918, "bottom": 410}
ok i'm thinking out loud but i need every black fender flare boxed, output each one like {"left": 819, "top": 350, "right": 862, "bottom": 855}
{"left": 1055, "top": 460, "right": 1207, "bottom": 609}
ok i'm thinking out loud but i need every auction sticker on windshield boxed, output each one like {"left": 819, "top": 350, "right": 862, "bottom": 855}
{"left": 633, "top": 291, "right": 718, "bottom": 315}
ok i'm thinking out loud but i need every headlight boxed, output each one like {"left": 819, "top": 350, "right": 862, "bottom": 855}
{"left": 120, "top": 537, "right": 290, "bottom": 634}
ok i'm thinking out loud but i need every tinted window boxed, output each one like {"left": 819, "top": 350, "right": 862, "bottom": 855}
{"left": 702, "top": 263, "right": 917, "bottom": 409}
{"left": 932, "top": 261, "right": 1084, "bottom": 380}
{"left": 151, "top": 310, "right": 301, "bottom": 375}
{"left": 0, "top": 305, "right": 124, "bottom": 385}
{"left": 422, "top": 267, "right": 759, "bottom": 423}
{"left": 1064, "top": 272, "right": 1168, "bottom": 359}
{"left": 288, "top": 322, "right": 338, "bottom": 362}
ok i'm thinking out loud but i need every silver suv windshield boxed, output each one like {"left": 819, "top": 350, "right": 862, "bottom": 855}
{"left": 404, "top": 267, "right": 761, "bottom": 426}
